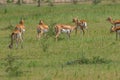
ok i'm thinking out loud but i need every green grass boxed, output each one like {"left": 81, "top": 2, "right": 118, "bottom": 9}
{"left": 0, "top": 3, "right": 120, "bottom": 80}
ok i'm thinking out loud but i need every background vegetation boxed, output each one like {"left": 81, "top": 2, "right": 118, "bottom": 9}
{"left": 0, "top": 2, "right": 120, "bottom": 80}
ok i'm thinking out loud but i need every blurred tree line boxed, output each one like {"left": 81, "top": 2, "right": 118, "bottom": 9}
{"left": 0, "top": 0, "right": 118, "bottom": 7}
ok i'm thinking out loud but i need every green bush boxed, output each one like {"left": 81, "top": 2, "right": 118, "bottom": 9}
{"left": 66, "top": 56, "right": 111, "bottom": 65}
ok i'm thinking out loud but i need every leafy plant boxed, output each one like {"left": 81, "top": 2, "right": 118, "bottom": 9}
{"left": 66, "top": 56, "right": 111, "bottom": 65}
{"left": 92, "top": 56, "right": 111, "bottom": 64}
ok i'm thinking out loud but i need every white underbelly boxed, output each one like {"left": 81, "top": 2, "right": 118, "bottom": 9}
{"left": 115, "top": 24, "right": 120, "bottom": 27}
{"left": 43, "top": 29, "right": 48, "bottom": 33}
{"left": 37, "top": 29, "right": 48, "bottom": 33}
{"left": 61, "top": 29, "right": 71, "bottom": 33}
{"left": 117, "top": 30, "right": 120, "bottom": 33}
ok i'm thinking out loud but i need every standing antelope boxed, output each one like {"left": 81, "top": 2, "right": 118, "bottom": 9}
{"left": 73, "top": 18, "right": 87, "bottom": 35}
{"left": 110, "top": 25, "right": 120, "bottom": 40}
{"left": 37, "top": 20, "right": 49, "bottom": 39}
{"left": 107, "top": 16, "right": 120, "bottom": 27}
{"left": 8, "top": 19, "right": 25, "bottom": 49}
{"left": 54, "top": 24, "right": 76, "bottom": 41}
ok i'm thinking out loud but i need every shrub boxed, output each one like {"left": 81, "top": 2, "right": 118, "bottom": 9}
{"left": 66, "top": 56, "right": 111, "bottom": 65}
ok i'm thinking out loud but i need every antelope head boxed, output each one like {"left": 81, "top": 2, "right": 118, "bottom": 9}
{"left": 107, "top": 16, "right": 114, "bottom": 24}
{"left": 39, "top": 20, "right": 44, "bottom": 25}
{"left": 72, "top": 18, "right": 79, "bottom": 23}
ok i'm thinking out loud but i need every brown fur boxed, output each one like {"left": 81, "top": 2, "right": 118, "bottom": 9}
{"left": 37, "top": 20, "right": 49, "bottom": 39}
{"left": 73, "top": 18, "right": 87, "bottom": 35}
{"left": 15, "top": 19, "right": 25, "bottom": 40}
{"left": 9, "top": 20, "right": 25, "bottom": 49}
{"left": 107, "top": 17, "right": 120, "bottom": 26}
{"left": 54, "top": 24, "right": 76, "bottom": 41}
{"left": 110, "top": 26, "right": 120, "bottom": 40}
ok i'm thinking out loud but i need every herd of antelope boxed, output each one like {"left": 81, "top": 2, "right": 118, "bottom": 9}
{"left": 8, "top": 17, "right": 120, "bottom": 49}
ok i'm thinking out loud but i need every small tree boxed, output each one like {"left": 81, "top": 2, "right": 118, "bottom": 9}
{"left": 17, "top": 0, "right": 23, "bottom": 5}
{"left": 38, "top": 0, "right": 41, "bottom": 7}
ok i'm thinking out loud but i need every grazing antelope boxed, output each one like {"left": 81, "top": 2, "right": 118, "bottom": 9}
{"left": 9, "top": 29, "right": 23, "bottom": 49}
{"left": 55, "top": 24, "right": 76, "bottom": 41}
{"left": 107, "top": 17, "right": 120, "bottom": 27}
{"left": 110, "top": 25, "right": 120, "bottom": 40}
{"left": 37, "top": 20, "right": 49, "bottom": 39}
{"left": 73, "top": 18, "right": 87, "bottom": 35}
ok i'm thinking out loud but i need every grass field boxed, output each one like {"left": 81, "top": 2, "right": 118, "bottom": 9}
{"left": 0, "top": 3, "right": 120, "bottom": 80}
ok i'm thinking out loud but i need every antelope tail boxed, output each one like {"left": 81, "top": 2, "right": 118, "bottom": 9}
{"left": 9, "top": 33, "right": 14, "bottom": 49}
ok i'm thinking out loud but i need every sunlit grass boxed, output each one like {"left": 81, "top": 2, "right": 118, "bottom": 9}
{"left": 0, "top": 3, "right": 120, "bottom": 80}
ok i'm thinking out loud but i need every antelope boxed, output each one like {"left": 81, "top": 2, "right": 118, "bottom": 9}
{"left": 110, "top": 25, "right": 120, "bottom": 40}
{"left": 73, "top": 18, "right": 87, "bottom": 35}
{"left": 107, "top": 16, "right": 120, "bottom": 27}
{"left": 9, "top": 29, "right": 23, "bottom": 49}
{"left": 8, "top": 19, "right": 25, "bottom": 49}
{"left": 54, "top": 24, "right": 76, "bottom": 41}
{"left": 15, "top": 19, "right": 25, "bottom": 39}
{"left": 37, "top": 20, "right": 49, "bottom": 39}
